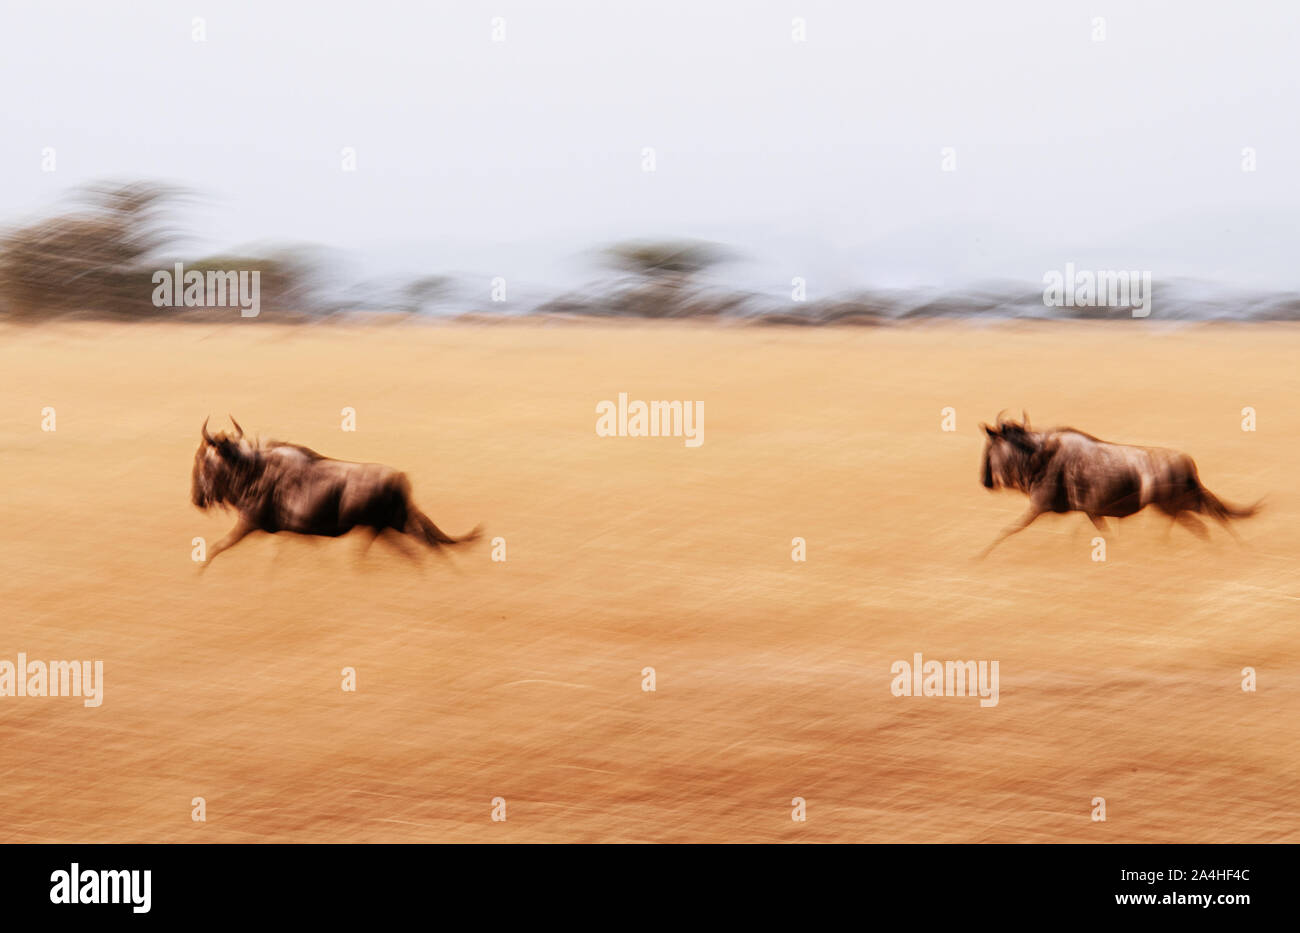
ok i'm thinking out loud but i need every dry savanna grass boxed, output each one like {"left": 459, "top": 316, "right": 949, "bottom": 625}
{"left": 0, "top": 319, "right": 1296, "bottom": 842}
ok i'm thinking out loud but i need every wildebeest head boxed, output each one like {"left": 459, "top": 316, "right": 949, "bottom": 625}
{"left": 192, "top": 416, "right": 256, "bottom": 509}
{"left": 979, "top": 411, "right": 1040, "bottom": 492}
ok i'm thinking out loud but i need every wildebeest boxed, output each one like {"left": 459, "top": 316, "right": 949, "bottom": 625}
{"left": 978, "top": 411, "right": 1258, "bottom": 555}
{"left": 191, "top": 417, "right": 481, "bottom": 567}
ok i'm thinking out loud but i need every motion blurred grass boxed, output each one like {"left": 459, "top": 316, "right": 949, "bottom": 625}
{"left": 0, "top": 320, "right": 1295, "bottom": 841}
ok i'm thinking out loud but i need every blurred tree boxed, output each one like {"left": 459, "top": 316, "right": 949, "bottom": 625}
{"left": 600, "top": 239, "right": 733, "bottom": 318}
{"left": 603, "top": 240, "right": 730, "bottom": 278}
{"left": 400, "top": 274, "right": 453, "bottom": 314}
{"left": 0, "top": 181, "right": 185, "bottom": 318}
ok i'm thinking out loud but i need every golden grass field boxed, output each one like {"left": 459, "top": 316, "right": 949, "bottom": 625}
{"left": 0, "top": 319, "right": 1296, "bottom": 842}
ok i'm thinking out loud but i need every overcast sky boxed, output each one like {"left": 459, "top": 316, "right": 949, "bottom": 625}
{"left": 3, "top": 0, "right": 1299, "bottom": 297}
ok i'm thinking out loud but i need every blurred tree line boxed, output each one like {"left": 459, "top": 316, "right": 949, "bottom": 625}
{"left": 0, "top": 184, "right": 751, "bottom": 322}
{"left": 6, "top": 179, "right": 1220, "bottom": 325}
{"left": 0, "top": 182, "right": 327, "bottom": 320}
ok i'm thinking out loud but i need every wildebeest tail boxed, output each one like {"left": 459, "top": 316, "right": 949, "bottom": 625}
{"left": 1197, "top": 483, "right": 1260, "bottom": 521}
{"left": 410, "top": 509, "right": 482, "bottom": 547}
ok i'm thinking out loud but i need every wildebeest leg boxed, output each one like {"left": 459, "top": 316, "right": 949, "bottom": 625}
{"left": 379, "top": 528, "right": 424, "bottom": 564}
{"left": 1194, "top": 510, "right": 1247, "bottom": 545}
{"left": 979, "top": 506, "right": 1044, "bottom": 558}
{"left": 1205, "top": 510, "right": 1244, "bottom": 542}
{"left": 357, "top": 526, "right": 383, "bottom": 559}
{"left": 1175, "top": 512, "right": 1210, "bottom": 540}
{"left": 201, "top": 517, "right": 256, "bottom": 570}
{"left": 1151, "top": 502, "right": 1179, "bottom": 539}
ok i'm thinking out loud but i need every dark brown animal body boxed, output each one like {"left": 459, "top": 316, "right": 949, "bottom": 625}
{"left": 191, "top": 418, "right": 480, "bottom": 567}
{"left": 978, "top": 412, "right": 1258, "bottom": 555}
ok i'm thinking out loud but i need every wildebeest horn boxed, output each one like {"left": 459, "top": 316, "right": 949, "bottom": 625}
{"left": 995, "top": 409, "right": 1009, "bottom": 427}
{"left": 1022, "top": 410, "right": 1031, "bottom": 429}
{"left": 229, "top": 415, "right": 244, "bottom": 438}
{"left": 202, "top": 417, "right": 215, "bottom": 444}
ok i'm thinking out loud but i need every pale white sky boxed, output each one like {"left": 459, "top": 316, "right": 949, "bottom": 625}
{"left": 3, "top": 0, "right": 1299, "bottom": 297}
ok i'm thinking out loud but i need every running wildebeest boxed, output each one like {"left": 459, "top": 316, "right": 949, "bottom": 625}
{"left": 978, "top": 411, "right": 1259, "bottom": 556}
{"left": 191, "top": 417, "right": 481, "bottom": 567}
